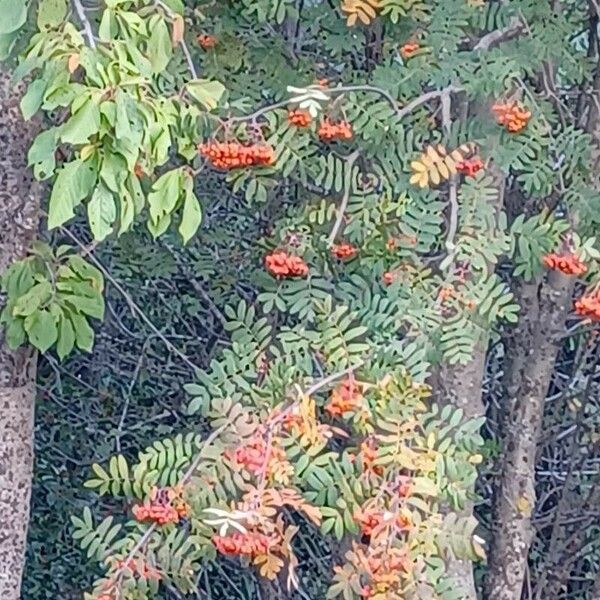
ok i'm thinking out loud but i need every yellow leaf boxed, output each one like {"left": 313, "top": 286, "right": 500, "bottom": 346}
{"left": 410, "top": 160, "right": 427, "bottom": 173}
{"left": 347, "top": 12, "right": 357, "bottom": 26}
{"left": 516, "top": 495, "right": 532, "bottom": 515}
{"left": 445, "top": 156, "right": 458, "bottom": 175}
{"left": 430, "top": 167, "right": 441, "bottom": 186}
{"left": 67, "top": 53, "right": 80, "bottom": 74}
{"left": 426, "top": 145, "right": 441, "bottom": 162}
{"left": 437, "top": 160, "right": 450, "bottom": 180}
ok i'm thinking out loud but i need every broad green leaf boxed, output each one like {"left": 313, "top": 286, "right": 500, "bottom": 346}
{"left": 87, "top": 184, "right": 116, "bottom": 241}
{"left": 0, "top": 31, "right": 18, "bottom": 59}
{"left": 27, "top": 127, "right": 59, "bottom": 179}
{"left": 147, "top": 16, "right": 172, "bottom": 73}
{"left": 20, "top": 79, "right": 47, "bottom": 120}
{"left": 56, "top": 313, "right": 75, "bottom": 359}
{"left": 2, "top": 316, "right": 26, "bottom": 349}
{"left": 148, "top": 169, "right": 182, "bottom": 224}
{"left": 179, "top": 177, "right": 202, "bottom": 244}
{"left": 70, "top": 312, "right": 94, "bottom": 352}
{"left": 48, "top": 159, "right": 97, "bottom": 229}
{"left": 37, "top": 0, "right": 67, "bottom": 29}
{"left": 13, "top": 281, "right": 52, "bottom": 317}
{"left": 0, "top": 0, "right": 27, "bottom": 34}
{"left": 185, "top": 80, "right": 226, "bottom": 110}
{"left": 24, "top": 309, "right": 58, "bottom": 353}
{"left": 61, "top": 98, "right": 101, "bottom": 145}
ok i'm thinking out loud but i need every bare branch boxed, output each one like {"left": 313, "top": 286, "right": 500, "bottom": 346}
{"left": 473, "top": 18, "right": 524, "bottom": 51}
{"left": 72, "top": 0, "right": 96, "bottom": 49}
{"left": 59, "top": 226, "right": 201, "bottom": 372}
{"left": 155, "top": 0, "right": 198, "bottom": 79}
{"left": 327, "top": 150, "right": 360, "bottom": 246}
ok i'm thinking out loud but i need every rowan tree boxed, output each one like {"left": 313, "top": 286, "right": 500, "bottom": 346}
{"left": 1, "top": 1, "right": 600, "bottom": 600}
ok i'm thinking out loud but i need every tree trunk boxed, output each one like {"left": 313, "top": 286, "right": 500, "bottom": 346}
{"left": 431, "top": 342, "right": 487, "bottom": 600}
{"left": 485, "top": 272, "right": 574, "bottom": 600}
{"left": 0, "top": 67, "right": 41, "bottom": 599}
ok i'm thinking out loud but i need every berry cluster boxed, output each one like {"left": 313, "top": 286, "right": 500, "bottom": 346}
{"left": 575, "top": 290, "right": 600, "bottom": 321}
{"left": 358, "top": 439, "right": 383, "bottom": 476}
{"left": 318, "top": 118, "right": 353, "bottom": 141}
{"left": 382, "top": 271, "right": 398, "bottom": 286}
{"left": 287, "top": 109, "right": 312, "bottom": 127}
{"left": 132, "top": 487, "right": 189, "bottom": 526}
{"left": 400, "top": 42, "right": 420, "bottom": 59}
{"left": 359, "top": 548, "right": 411, "bottom": 598}
{"left": 227, "top": 437, "right": 287, "bottom": 477}
{"left": 199, "top": 141, "right": 275, "bottom": 169}
{"left": 437, "top": 285, "right": 477, "bottom": 311}
{"left": 331, "top": 242, "right": 358, "bottom": 261}
{"left": 197, "top": 34, "right": 217, "bottom": 49}
{"left": 456, "top": 157, "right": 484, "bottom": 178}
{"left": 492, "top": 102, "right": 531, "bottom": 133}
{"left": 265, "top": 251, "right": 309, "bottom": 278}
{"left": 543, "top": 252, "right": 587, "bottom": 276}
{"left": 213, "top": 531, "right": 278, "bottom": 557}
{"left": 114, "top": 558, "right": 161, "bottom": 581}
{"left": 325, "top": 378, "right": 364, "bottom": 417}
{"left": 353, "top": 507, "right": 412, "bottom": 537}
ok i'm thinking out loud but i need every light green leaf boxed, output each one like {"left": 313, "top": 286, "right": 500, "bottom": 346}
{"left": 0, "top": 0, "right": 27, "bottom": 34}
{"left": 48, "top": 159, "right": 97, "bottom": 229}
{"left": 24, "top": 309, "right": 58, "bottom": 353}
{"left": 13, "top": 281, "right": 53, "bottom": 317}
{"left": 20, "top": 79, "right": 47, "bottom": 120}
{"left": 87, "top": 184, "right": 116, "bottom": 241}
{"left": 186, "top": 80, "right": 226, "bottom": 110}
{"left": 37, "top": 0, "right": 67, "bottom": 29}
{"left": 147, "top": 15, "right": 172, "bottom": 73}
{"left": 0, "top": 31, "right": 18, "bottom": 60}
{"left": 70, "top": 312, "right": 94, "bottom": 352}
{"left": 56, "top": 313, "right": 75, "bottom": 359}
{"left": 179, "top": 177, "right": 202, "bottom": 244}
{"left": 61, "top": 98, "right": 101, "bottom": 145}
{"left": 148, "top": 168, "right": 182, "bottom": 224}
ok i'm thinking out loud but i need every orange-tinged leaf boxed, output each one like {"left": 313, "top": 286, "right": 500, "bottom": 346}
{"left": 171, "top": 14, "right": 184, "bottom": 46}
{"left": 68, "top": 53, "right": 80, "bottom": 73}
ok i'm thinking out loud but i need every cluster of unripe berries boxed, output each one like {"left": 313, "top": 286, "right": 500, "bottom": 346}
{"left": 226, "top": 437, "right": 287, "bottom": 477}
{"left": 325, "top": 378, "right": 364, "bottom": 417}
{"left": 198, "top": 141, "right": 275, "bottom": 170}
{"left": 492, "top": 102, "right": 532, "bottom": 133}
{"left": 213, "top": 531, "right": 278, "bottom": 557}
{"left": 265, "top": 250, "right": 309, "bottom": 278}
{"left": 197, "top": 34, "right": 217, "bottom": 49}
{"left": 575, "top": 290, "right": 600, "bottom": 321}
{"left": 287, "top": 109, "right": 312, "bottom": 127}
{"left": 331, "top": 242, "right": 358, "bottom": 260}
{"left": 400, "top": 42, "right": 420, "bottom": 59}
{"left": 317, "top": 118, "right": 353, "bottom": 141}
{"left": 456, "top": 157, "right": 484, "bottom": 178}
{"left": 353, "top": 506, "right": 412, "bottom": 537}
{"left": 543, "top": 252, "right": 587, "bottom": 276}
{"left": 359, "top": 549, "right": 411, "bottom": 598}
{"left": 132, "top": 487, "right": 189, "bottom": 526}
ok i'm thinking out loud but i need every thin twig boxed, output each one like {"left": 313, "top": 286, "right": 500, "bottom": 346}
{"left": 305, "top": 361, "right": 364, "bottom": 396}
{"left": 473, "top": 17, "right": 524, "bottom": 51}
{"left": 327, "top": 150, "right": 360, "bottom": 246}
{"left": 110, "top": 423, "right": 228, "bottom": 589}
{"left": 72, "top": 0, "right": 97, "bottom": 49}
{"left": 59, "top": 226, "right": 201, "bottom": 372}
{"left": 155, "top": 0, "right": 198, "bottom": 79}
{"left": 440, "top": 88, "right": 459, "bottom": 252}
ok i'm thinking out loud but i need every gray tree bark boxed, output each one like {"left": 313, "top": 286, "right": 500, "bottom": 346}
{"left": 485, "top": 272, "right": 574, "bottom": 600}
{"left": 0, "top": 66, "right": 41, "bottom": 599}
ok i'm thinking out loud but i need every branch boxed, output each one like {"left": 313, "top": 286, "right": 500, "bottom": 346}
{"left": 396, "top": 85, "right": 463, "bottom": 119}
{"left": 109, "top": 423, "right": 228, "bottom": 588}
{"left": 473, "top": 18, "right": 524, "bottom": 51}
{"left": 440, "top": 88, "right": 459, "bottom": 252}
{"left": 72, "top": 0, "right": 96, "bottom": 49}
{"left": 59, "top": 226, "right": 201, "bottom": 372}
{"left": 327, "top": 150, "right": 360, "bottom": 246}
{"left": 155, "top": 0, "right": 198, "bottom": 79}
